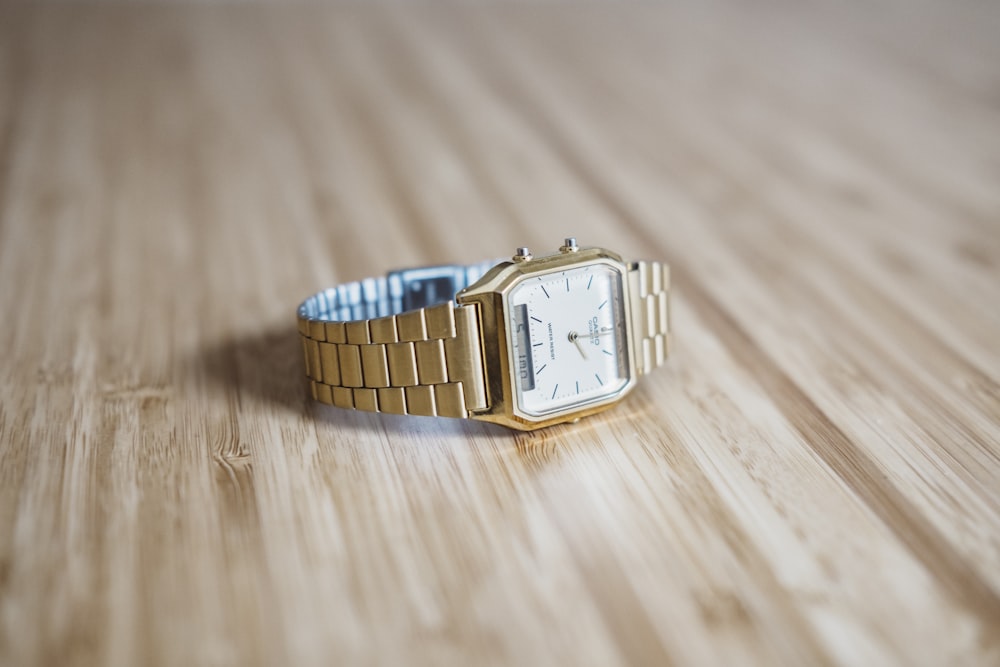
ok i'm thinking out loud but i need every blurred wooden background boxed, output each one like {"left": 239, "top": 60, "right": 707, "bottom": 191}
{"left": 1, "top": 1, "right": 998, "bottom": 665}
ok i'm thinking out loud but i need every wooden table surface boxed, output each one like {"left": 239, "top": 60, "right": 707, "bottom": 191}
{"left": 1, "top": 2, "right": 999, "bottom": 665}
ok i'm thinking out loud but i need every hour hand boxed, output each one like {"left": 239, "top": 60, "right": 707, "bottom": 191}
{"left": 568, "top": 331, "right": 588, "bottom": 360}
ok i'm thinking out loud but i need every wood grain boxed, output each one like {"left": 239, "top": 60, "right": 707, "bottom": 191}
{"left": 1, "top": 2, "right": 998, "bottom": 665}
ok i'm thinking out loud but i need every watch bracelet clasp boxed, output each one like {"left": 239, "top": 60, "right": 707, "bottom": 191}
{"left": 389, "top": 260, "right": 502, "bottom": 311}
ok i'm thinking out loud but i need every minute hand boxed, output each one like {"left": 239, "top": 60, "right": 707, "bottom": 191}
{"left": 568, "top": 330, "right": 612, "bottom": 339}
{"left": 586, "top": 327, "right": 616, "bottom": 339}
{"left": 568, "top": 328, "right": 615, "bottom": 347}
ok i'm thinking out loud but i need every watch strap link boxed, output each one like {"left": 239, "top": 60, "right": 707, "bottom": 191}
{"left": 628, "top": 260, "right": 671, "bottom": 375}
{"left": 297, "top": 263, "right": 495, "bottom": 418}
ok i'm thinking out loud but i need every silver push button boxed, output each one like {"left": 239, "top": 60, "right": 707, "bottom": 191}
{"left": 560, "top": 237, "right": 579, "bottom": 253}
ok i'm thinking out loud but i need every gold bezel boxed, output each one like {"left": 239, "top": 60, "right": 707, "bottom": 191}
{"left": 458, "top": 247, "right": 637, "bottom": 431}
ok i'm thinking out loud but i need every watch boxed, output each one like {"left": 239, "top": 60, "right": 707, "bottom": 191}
{"left": 296, "top": 238, "right": 670, "bottom": 430}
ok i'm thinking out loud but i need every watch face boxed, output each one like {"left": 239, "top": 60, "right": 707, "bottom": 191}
{"left": 506, "top": 262, "right": 631, "bottom": 417}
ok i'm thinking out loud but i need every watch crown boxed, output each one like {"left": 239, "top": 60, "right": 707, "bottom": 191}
{"left": 513, "top": 247, "right": 532, "bottom": 262}
{"left": 560, "top": 237, "right": 579, "bottom": 253}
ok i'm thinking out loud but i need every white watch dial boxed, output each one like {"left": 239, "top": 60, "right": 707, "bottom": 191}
{"left": 507, "top": 262, "right": 630, "bottom": 417}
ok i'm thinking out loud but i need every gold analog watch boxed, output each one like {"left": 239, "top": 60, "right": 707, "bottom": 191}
{"left": 296, "top": 238, "right": 670, "bottom": 430}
